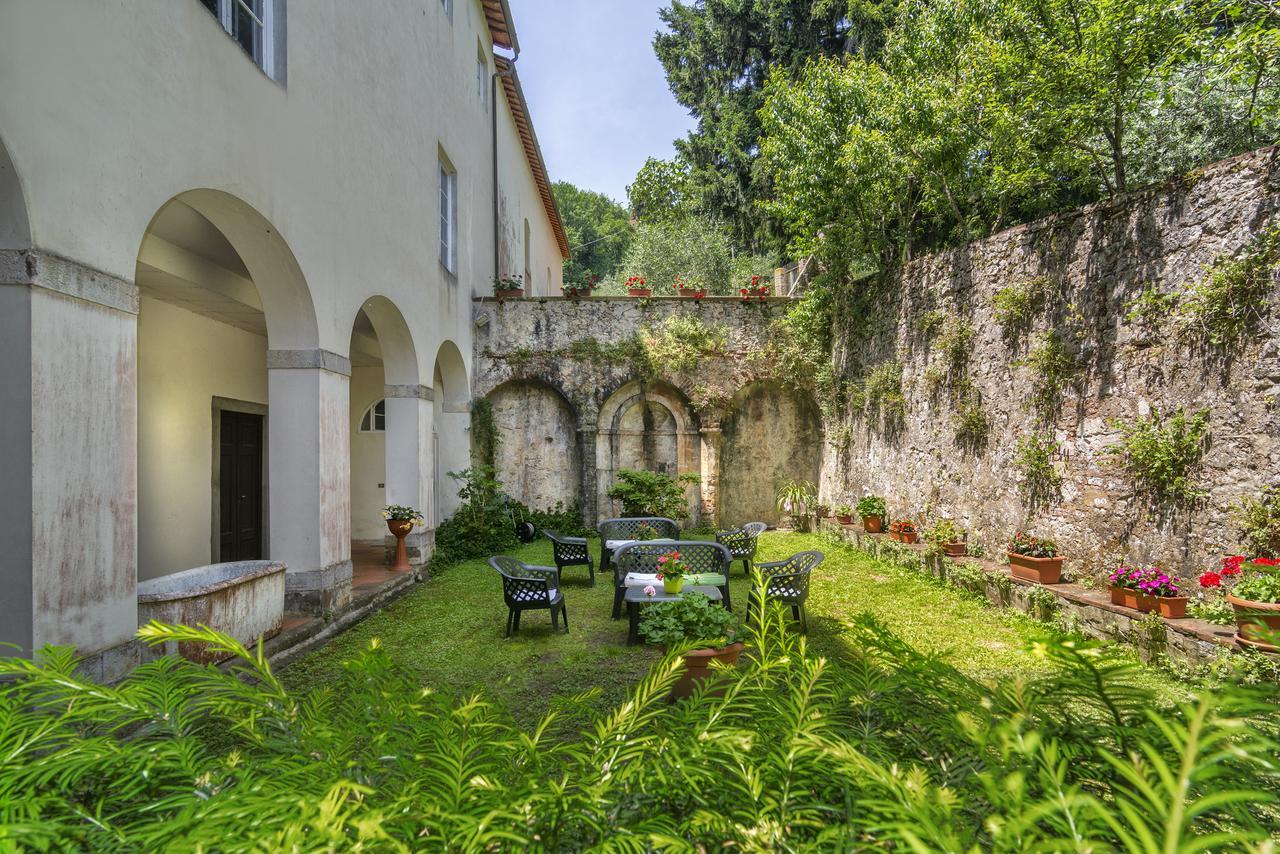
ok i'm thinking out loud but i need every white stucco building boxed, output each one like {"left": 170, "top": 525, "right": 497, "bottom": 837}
{"left": 0, "top": 0, "right": 569, "bottom": 676}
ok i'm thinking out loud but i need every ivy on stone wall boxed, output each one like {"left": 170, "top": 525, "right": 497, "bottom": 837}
{"left": 1013, "top": 432, "right": 1064, "bottom": 508}
{"left": 1104, "top": 406, "right": 1211, "bottom": 505}
{"left": 1177, "top": 225, "right": 1279, "bottom": 348}
{"left": 470, "top": 398, "right": 499, "bottom": 468}
{"left": 991, "top": 277, "right": 1049, "bottom": 337}
{"left": 1017, "top": 330, "right": 1081, "bottom": 418}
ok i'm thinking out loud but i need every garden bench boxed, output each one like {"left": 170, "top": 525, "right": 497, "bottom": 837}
{"left": 597, "top": 516, "right": 680, "bottom": 576}
{"left": 612, "top": 539, "right": 732, "bottom": 620}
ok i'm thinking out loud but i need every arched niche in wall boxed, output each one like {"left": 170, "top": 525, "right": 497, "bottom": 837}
{"left": 597, "top": 381, "right": 701, "bottom": 523}
{"left": 718, "top": 381, "right": 822, "bottom": 527}
{"left": 0, "top": 133, "right": 31, "bottom": 249}
{"left": 486, "top": 378, "right": 581, "bottom": 512}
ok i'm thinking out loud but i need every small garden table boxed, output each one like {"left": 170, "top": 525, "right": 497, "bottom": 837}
{"left": 624, "top": 584, "right": 724, "bottom": 645}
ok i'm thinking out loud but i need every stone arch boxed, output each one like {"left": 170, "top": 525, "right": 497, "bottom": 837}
{"left": 486, "top": 378, "right": 582, "bottom": 512}
{"left": 597, "top": 380, "right": 701, "bottom": 523}
{"left": 0, "top": 133, "right": 31, "bottom": 249}
{"left": 718, "top": 381, "right": 822, "bottom": 527}
{"left": 432, "top": 339, "right": 471, "bottom": 522}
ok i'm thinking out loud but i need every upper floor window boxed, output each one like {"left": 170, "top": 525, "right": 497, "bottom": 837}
{"left": 523, "top": 219, "right": 532, "bottom": 284}
{"left": 439, "top": 155, "right": 458, "bottom": 275}
{"left": 199, "top": 0, "right": 280, "bottom": 80}
{"left": 476, "top": 47, "right": 489, "bottom": 112}
{"left": 359, "top": 399, "right": 386, "bottom": 433}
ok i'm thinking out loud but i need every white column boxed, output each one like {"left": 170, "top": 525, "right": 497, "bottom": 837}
{"left": 267, "top": 350, "right": 352, "bottom": 613}
{"left": 0, "top": 251, "right": 139, "bottom": 679}
{"left": 384, "top": 385, "right": 434, "bottom": 566}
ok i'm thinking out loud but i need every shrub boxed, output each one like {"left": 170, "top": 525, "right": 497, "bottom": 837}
{"left": 643, "top": 314, "right": 728, "bottom": 373}
{"left": 637, "top": 592, "right": 742, "bottom": 647}
{"left": 936, "top": 320, "right": 975, "bottom": 370}
{"left": 923, "top": 518, "right": 965, "bottom": 555}
{"left": 916, "top": 307, "right": 947, "bottom": 337}
{"left": 1178, "top": 226, "right": 1279, "bottom": 348}
{"left": 1013, "top": 432, "right": 1064, "bottom": 506}
{"left": 991, "top": 277, "right": 1047, "bottom": 333}
{"left": 862, "top": 360, "right": 905, "bottom": 422}
{"left": 607, "top": 468, "right": 698, "bottom": 519}
{"left": 952, "top": 389, "right": 989, "bottom": 448}
{"left": 1234, "top": 486, "right": 1280, "bottom": 559}
{"left": 1104, "top": 407, "right": 1211, "bottom": 505}
{"left": 1124, "top": 285, "right": 1178, "bottom": 336}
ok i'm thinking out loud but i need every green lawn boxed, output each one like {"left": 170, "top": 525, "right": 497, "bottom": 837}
{"left": 282, "top": 531, "right": 1179, "bottom": 725}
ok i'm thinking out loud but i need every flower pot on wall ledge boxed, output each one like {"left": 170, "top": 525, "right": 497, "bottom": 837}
{"left": 495, "top": 288, "right": 524, "bottom": 299}
{"left": 862, "top": 516, "right": 883, "bottom": 534}
{"left": 677, "top": 288, "right": 705, "bottom": 298}
{"left": 835, "top": 513, "right": 853, "bottom": 525}
{"left": 1110, "top": 586, "right": 1189, "bottom": 619}
{"left": 1008, "top": 553, "right": 1063, "bottom": 584}
{"left": 628, "top": 287, "right": 652, "bottom": 297}
{"left": 1227, "top": 594, "right": 1280, "bottom": 651}
{"left": 943, "top": 542, "right": 967, "bottom": 558}
{"left": 670, "top": 642, "right": 745, "bottom": 700}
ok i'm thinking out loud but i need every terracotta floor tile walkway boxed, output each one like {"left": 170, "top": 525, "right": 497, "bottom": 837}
{"left": 279, "top": 540, "right": 407, "bottom": 633}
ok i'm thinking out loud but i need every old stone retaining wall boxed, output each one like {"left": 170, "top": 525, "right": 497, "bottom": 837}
{"left": 471, "top": 296, "right": 821, "bottom": 527}
{"left": 822, "top": 146, "right": 1280, "bottom": 583}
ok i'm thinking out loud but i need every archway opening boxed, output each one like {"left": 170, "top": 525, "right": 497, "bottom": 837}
{"left": 718, "top": 382, "right": 821, "bottom": 527}
{"left": 432, "top": 340, "right": 470, "bottom": 523}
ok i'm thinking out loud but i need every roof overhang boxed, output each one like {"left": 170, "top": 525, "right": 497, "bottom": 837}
{"left": 496, "top": 56, "right": 571, "bottom": 259}
{"left": 481, "top": 0, "right": 519, "bottom": 53}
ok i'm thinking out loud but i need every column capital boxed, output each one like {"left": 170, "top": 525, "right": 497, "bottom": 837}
{"left": 267, "top": 348, "right": 351, "bottom": 376}
{"left": 0, "top": 249, "right": 139, "bottom": 314}
{"left": 384, "top": 383, "right": 434, "bottom": 401}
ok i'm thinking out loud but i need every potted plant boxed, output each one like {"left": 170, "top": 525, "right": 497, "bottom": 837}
{"left": 776, "top": 479, "right": 816, "bottom": 531}
{"left": 638, "top": 592, "right": 744, "bottom": 699}
{"left": 493, "top": 273, "right": 525, "bottom": 299}
{"left": 925, "top": 519, "right": 967, "bottom": 557}
{"left": 381, "top": 504, "right": 426, "bottom": 572}
{"left": 889, "top": 520, "right": 918, "bottom": 544}
{"left": 813, "top": 502, "right": 831, "bottom": 519}
{"left": 625, "top": 276, "right": 651, "bottom": 297}
{"left": 656, "top": 549, "right": 691, "bottom": 594}
{"left": 1006, "top": 531, "right": 1063, "bottom": 584}
{"left": 1200, "top": 556, "right": 1280, "bottom": 650}
{"left": 834, "top": 503, "right": 854, "bottom": 525}
{"left": 856, "top": 495, "right": 886, "bottom": 533}
{"left": 561, "top": 273, "right": 598, "bottom": 299}
{"left": 674, "top": 274, "right": 707, "bottom": 299}
{"left": 1109, "top": 564, "right": 1188, "bottom": 618}
{"left": 739, "top": 275, "right": 770, "bottom": 302}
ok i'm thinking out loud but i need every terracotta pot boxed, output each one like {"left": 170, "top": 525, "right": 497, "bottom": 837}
{"left": 835, "top": 514, "right": 853, "bottom": 525}
{"left": 386, "top": 518, "right": 414, "bottom": 572}
{"left": 1110, "top": 586, "right": 1172, "bottom": 614}
{"left": 495, "top": 288, "right": 524, "bottom": 299}
{"left": 563, "top": 288, "right": 592, "bottom": 298}
{"left": 900, "top": 531, "right": 918, "bottom": 544}
{"left": 628, "top": 287, "right": 652, "bottom": 297}
{"left": 1007, "top": 552, "right": 1064, "bottom": 584}
{"left": 1227, "top": 594, "right": 1280, "bottom": 651}
{"left": 1158, "top": 596, "right": 1189, "bottom": 619}
{"left": 1110, "top": 585, "right": 1127, "bottom": 606}
{"left": 677, "top": 287, "right": 703, "bottom": 298}
{"left": 670, "top": 642, "right": 745, "bottom": 699}
{"left": 815, "top": 509, "right": 830, "bottom": 519}
{"left": 663, "top": 576, "right": 684, "bottom": 594}
{"left": 943, "top": 541, "right": 967, "bottom": 557}
{"left": 862, "top": 516, "right": 883, "bottom": 533}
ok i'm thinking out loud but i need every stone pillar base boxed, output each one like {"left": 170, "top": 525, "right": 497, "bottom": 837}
{"left": 285, "top": 560, "right": 353, "bottom": 614}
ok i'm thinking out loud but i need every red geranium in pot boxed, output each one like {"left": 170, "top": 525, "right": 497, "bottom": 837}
{"left": 1200, "top": 555, "right": 1280, "bottom": 651}
{"left": 625, "top": 275, "right": 651, "bottom": 297}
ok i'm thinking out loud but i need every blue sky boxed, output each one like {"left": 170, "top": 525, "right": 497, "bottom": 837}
{"left": 508, "top": 0, "right": 696, "bottom": 205}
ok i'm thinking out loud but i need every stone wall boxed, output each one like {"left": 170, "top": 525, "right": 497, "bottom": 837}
{"left": 822, "top": 146, "right": 1280, "bottom": 581}
{"left": 472, "top": 296, "right": 821, "bottom": 527}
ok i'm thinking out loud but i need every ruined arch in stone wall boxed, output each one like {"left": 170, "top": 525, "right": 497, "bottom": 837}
{"left": 485, "top": 377, "right": 582, "bottom": 513}
{"left": 718, "top": 381, "right": 822, "bottom": 527}
{"left": 596, "top": 380, "right": 701, "bottom": 523}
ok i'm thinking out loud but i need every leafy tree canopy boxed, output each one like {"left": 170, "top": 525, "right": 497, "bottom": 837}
{"left": 551, "top": 181, "right": 633, "bottom": 287}
{"left": 620, "top": 215, "right": 775, "bottom": 295}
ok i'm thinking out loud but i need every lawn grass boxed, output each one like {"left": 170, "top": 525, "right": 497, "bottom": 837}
{"left": 282, "top": 531, "right": 1182, "bottom": 726}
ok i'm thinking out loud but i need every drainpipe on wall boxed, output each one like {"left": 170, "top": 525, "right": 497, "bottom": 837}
{"left": 492, "top": 48, "right": 519, "bottom": 292}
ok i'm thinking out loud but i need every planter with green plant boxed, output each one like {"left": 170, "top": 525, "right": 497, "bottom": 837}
{"left": 493, "top": 273, "right": 525, "bottom": 299}
{"left": 625, "top": 275, "right": 651, "bottom": 297}
{"left": 382, "top": 504, "right": 426, "bottom": 571}
{"left": 673, "top": 273, "right": 707, "bottom": 299}
{"left": 925, "top": 519, "right": 966, "bottom": 557}
{"left": 834, "top": 503, "right": 853, "bottom": 525}
{"left": 1108, "top": 564, "right": 1187, "bottom": 618}
{"left": 857, "top": 495, "right": 886, "bottom": 533}
{"left": 638, "top": 592, "right": 744, "bottom": 699}
{"left": 1006, "top": 531, "right": 1063, "bottom": 584}
{"left": 813, "top": 502, "right": 831, "bottom": 519}
{"left": 776, "top": 479, "right": 817, "bottom": 531}
{"left": 1199, "top": 556, "right": 1280, "bottom": 650}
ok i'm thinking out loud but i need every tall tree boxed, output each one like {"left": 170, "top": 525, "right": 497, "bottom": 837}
{"left": 653, "top": 0, "right": 903, "bottom": 252}
{"left": 551, "top": 182, "right": 633, "bottom": 287}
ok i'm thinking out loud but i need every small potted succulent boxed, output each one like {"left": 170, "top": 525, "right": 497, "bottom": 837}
{"left": 656, "top": 549, "right": 691, "bottom": 594}
{"left": 1200, "top": 555, "right": 1280, "bottom": 650}
{"left": 1007, "top": 531, "right": 1063, "bottom": 584}
{"left": 381, "top": 504, "right": 426, "bottom": 572}
{"left": 856, "top": 495, "right": 887, "bottom": 533}
{"left": 493, "top": 273, "right": 525, "bottom": 299}
{"left": 625, "top": 275, "right": 651, "bottom": 297}
{"left": 1108, "top": 564, "right": 1188, "bottom": 618}
{"left": 834, "top": 503, "right": 854, "bottom": 525}
{"left": 739, "top": 275, "right": 770, "bottom": 302}
{"left": 561, "top": 273, "right": 599, "bottom": 299}
{"left": 813, "top": 501, "right": 831, "bottom": 519}
{"left": 674, "top": 273, "right": 707, "bottom": 299}
{"left": 638, "top": 592, "right": 744, "bottom": 699}
{"left": 925, "top": 519, "right": 967, "bottom": 557}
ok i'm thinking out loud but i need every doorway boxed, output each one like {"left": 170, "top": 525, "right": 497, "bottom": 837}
{"left": 218, "top": 410, "right": 264, "bottom": 561}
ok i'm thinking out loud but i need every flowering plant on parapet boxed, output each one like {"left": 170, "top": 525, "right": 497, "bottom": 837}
{"left": 1201, "top": 555, "right": 1280, "bottom": 603}
{"left": 740, "top": 275, "right": 770, "bottom": 302}
{"left": 1109, "top": 564, "right": 1179, "bottom": 597}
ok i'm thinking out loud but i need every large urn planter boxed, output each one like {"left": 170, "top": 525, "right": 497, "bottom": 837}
{"left": 387, "top": 519, "right": 414, "bottom": 572}
{"left": 862, "top": 516, "right": 883, "bottom": 534}
{"left": 1008, "top": 553, "right": 1063, "bottom": 585}
{"left": 1227, "top": 595, "right": 1280, "bottom": 652}
{"left": 670, "top": 642, "right": 745, "bottom": 699}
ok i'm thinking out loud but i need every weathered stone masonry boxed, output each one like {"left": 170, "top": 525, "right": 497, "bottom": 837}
{"left": 823, "top": 146, "right": 1280, "bottom": 582}
{"left": 471, "top": 297, "right": 822, "bottom": 528}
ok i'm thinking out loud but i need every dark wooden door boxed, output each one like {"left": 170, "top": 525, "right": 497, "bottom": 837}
{"left": 219, "top": 411, "right": 263, "bottom": 561}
